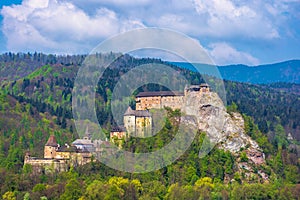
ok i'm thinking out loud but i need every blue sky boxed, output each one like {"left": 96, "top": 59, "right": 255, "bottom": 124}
{"left": 0, "top": 0, "right": 299, "bottom": 65}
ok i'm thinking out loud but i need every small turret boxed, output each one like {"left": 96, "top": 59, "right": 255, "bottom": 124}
{"left": 44, "top": 135, "right": 58, "bottom": 159}
{"left": 199, "top": 83, "right": 210, "bottom": 93}
{"left": 185, "top": 83, "right": 210, "bottom": 94}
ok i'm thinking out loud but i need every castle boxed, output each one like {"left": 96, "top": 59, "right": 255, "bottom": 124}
{"left": 124, "top": 107, "right": 152, "bottom": 137}
{"left": 110, "top": 84, "right": 210, "bottom": 142}
{"left": 25, "top": 84, "right": 210, "bottom": 172}
{"left": 135, "top": 83, "right": 209, "bottom": 111}
{"left": 24, "top": 128, "right": 105, "bottom": 173}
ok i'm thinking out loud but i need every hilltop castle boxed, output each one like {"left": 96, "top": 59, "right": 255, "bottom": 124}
{"left": 25, "top": 84, "right": 211, "bottom": 172}
{"left": 135, "top": 83, "right": 209, "bottom": 111}
{"left": 110, "top": 84, "right": 210, "bottom": 142}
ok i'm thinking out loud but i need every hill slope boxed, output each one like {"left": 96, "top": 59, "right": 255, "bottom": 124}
{"left": 0, "top": 53, "right": 299, "bottom": 199}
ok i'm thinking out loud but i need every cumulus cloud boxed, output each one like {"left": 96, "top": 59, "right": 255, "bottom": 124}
{"left": 82, "top": 0, "right": 152, "bottom": 6}
{"left": 193, "top": 0, "right": 280, "bottom": 39}
{"left": 1, "top": 0, "right": 145, "bottom": 53}
{"left": 0, "top": 0, "right": 298, "bottom": 64}
{"left": 207, "top": 42, "right": 260, "bottom": 65}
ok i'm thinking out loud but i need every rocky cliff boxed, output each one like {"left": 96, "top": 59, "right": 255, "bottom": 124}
{"left": 180, "top": 90, "right": 269, "bottom": 182}
{"left": 182, "top": 91, "right": 261, "bottom": 155}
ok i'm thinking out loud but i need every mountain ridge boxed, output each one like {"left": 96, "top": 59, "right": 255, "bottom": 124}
{"left": 170, "top": 59, "right": 300, "bottom": 84}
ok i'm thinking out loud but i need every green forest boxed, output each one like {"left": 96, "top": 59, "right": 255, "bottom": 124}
{"left": 0, "top": 53, "right": 299, "bottom": 199}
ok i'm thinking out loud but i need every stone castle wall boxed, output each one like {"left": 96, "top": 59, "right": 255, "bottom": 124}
{"left": 25, "top": 151, "right": 92, "bottom": 173}
{"left": 136, "top": 95, "right": 184, "bottom": 111}
{"left": 124, "top": 85, "right": 211, "bottom": 138}
{"left": 55, "top": 151, "right": 71, "bottom": 159}
{"left": 124, "top": 115, "right": 136, "bottom": 135}
{"left": 24, "top": 156, "right": 69, "bottom": 173}
{"left": 25, "top": 140, "right": 93, "bottom": 174}
{"left": 135, "top": 86, "right": 209, "bottom": 111}
{"left": 160, "top": 96, "right": 184, "bottom": 110}
{"left": 124, "top": 115, "right": 152, "bottom": 137}
{"left": 135, "top": 116, "right": 152, "bottom": 137}
{"left": 44, "top": 146, "right": 57, "bottom": 159}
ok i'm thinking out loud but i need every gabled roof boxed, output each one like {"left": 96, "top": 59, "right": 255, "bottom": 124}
{"left": 124, "top": 106, "right": 136, "bottom": 116}
{"left": 124, "top": 106, "right": 151, "bottom": 117}
{"left": 136, "top": 91, "right": 184, "bottom": 98}
{"left": 134, "top": 110, "right": 151, "bottom": 117}
{"left": 45, "top": 135, "right": 58, "bottom": 147}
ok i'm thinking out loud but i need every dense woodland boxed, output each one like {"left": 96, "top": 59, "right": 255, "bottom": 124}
{"left": 0, "top": 53, "right": 299, "bottom": 199}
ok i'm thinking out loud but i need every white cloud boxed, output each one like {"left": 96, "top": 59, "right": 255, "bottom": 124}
{"left": 207, "top": 42, "right": 260, "bottom": 65}
{"left": 25, "top": 0, "right": 49, "bottom": 8}
{"left": 1, "top": 0, "right": 145, "bottom": 53}
{"left": 71, "top": 0, "right": 151, "bottom": 7}
{"left": 156, "top": 14, "right": 192, "bottom": 33}
{"left": 0, "top": 0, "right": 298, "bottom": 64}
{"left": 193, "top": 0, "right": 280, "bottom": 39}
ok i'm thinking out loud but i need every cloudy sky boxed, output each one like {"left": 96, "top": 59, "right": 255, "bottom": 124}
{"left": 0, "top": 0, "right": 299, "bottom": 65}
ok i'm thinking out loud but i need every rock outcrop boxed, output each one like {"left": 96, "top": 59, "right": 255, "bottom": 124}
{"left": 182, "top": 91, "right": 261, "bottom": 154}
{"left": 181, "top": 89, "right": 268, "bottom": 182}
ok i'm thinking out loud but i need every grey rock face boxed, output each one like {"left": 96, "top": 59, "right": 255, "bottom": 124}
{"left": 182, "top": 91, "right": 261, "bottom": 153}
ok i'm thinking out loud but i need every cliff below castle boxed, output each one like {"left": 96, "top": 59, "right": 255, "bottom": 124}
{"left": 181, "top": 90, "right": 268, "bottom": 181}
{"left": 183, "top": 91, "right": 262, "bottom": 157}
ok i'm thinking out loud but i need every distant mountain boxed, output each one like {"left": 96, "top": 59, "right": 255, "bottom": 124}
{"left": 170, "top": 60, "right": 300, "bottom": 84}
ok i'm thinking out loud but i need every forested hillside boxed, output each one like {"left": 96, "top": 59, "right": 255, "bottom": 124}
{"left": 0, "top": 53, "right": 299, "bottom": 199}
{"left": 1, "top": 53, "right": 299, "bottom": 140}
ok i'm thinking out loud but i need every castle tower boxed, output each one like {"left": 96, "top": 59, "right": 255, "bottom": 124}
{"left": 44, "top": 135, "right": 58, "bottom": 159}
{"left": 123, "top": 106, "right": 152, "bottom": 138}
{"left": 185, "top": 84, "right": 210, "bottom": 96}
{"left": 124, "top": 106, "right": 136, "bottom": 136}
